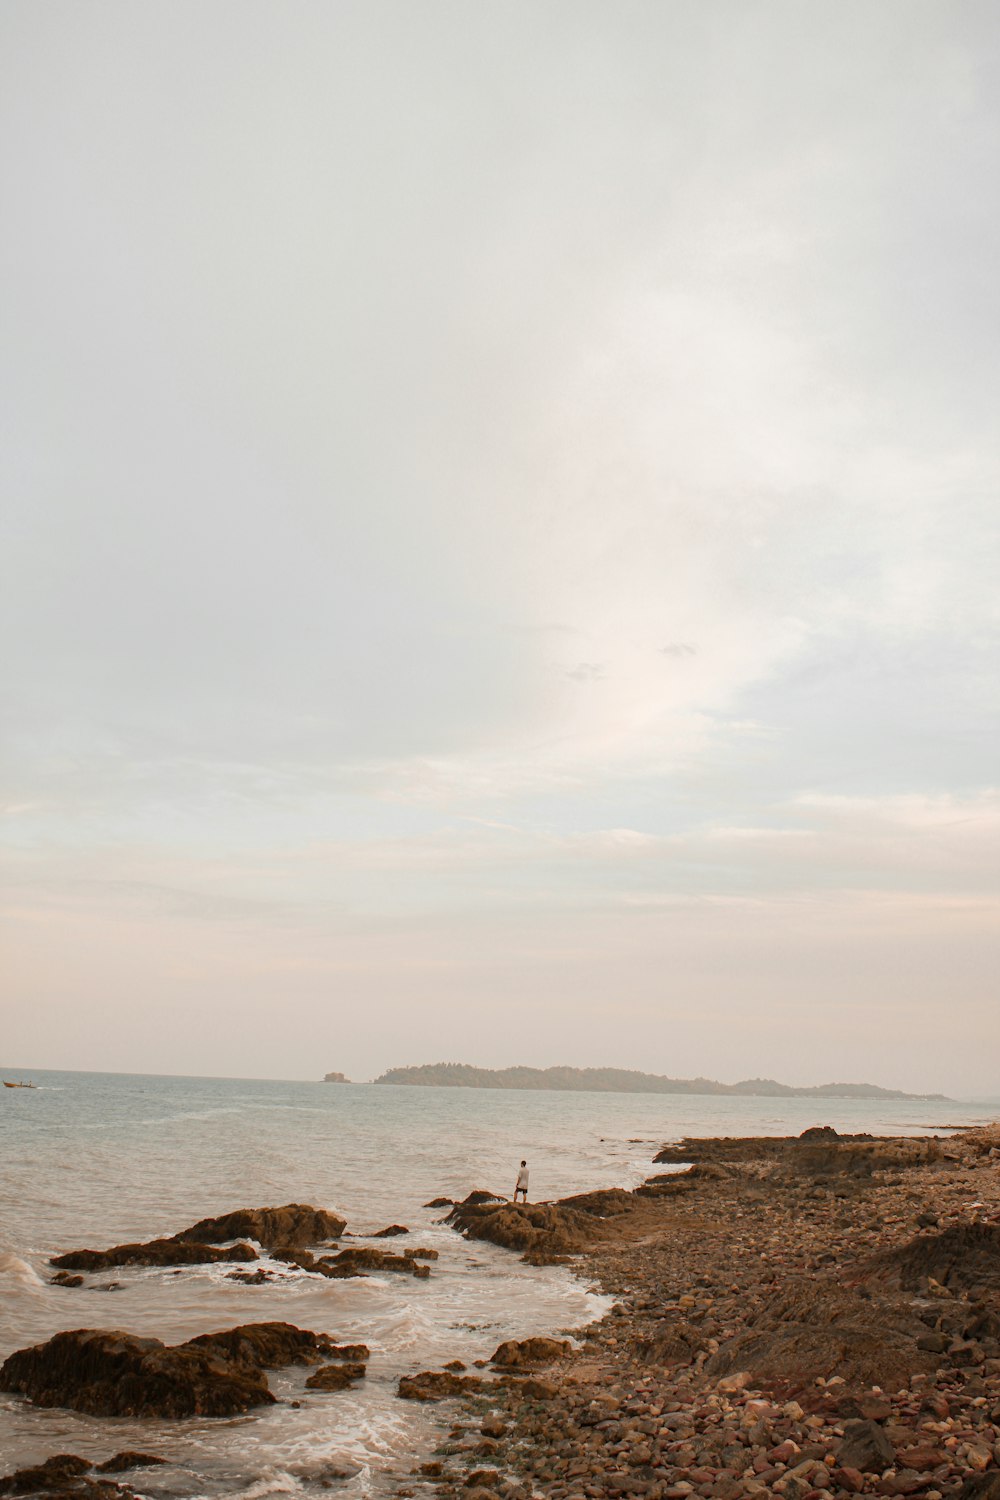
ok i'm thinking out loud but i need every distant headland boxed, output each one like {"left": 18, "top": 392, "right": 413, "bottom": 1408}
{"left": 365, "top": 1062, "right": 947, "bottom": 1101}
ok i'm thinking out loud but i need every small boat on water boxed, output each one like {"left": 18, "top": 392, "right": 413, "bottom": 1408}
{"left": 3, "top": 1080, "right": 36, "bottom": 1089}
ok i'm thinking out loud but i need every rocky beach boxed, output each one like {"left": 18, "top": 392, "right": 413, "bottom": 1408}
{"left": 395, "top": 1124, "right": 1000, "bottom": 1500}
{"left": 4, "top": 1080, "right": 998, "bottom": 1500}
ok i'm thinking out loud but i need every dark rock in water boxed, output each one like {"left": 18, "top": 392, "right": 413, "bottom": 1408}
{"left": 836, "top": 1419, "right": 896, "bottom": 1473}
{"left": 397, "top": 1370, "right": 487, "bottom": 1401}
{"left": 94, "top": 1454, "right": 165, "bottom": 1474}
{"left": 0, "top": 1454, "right": 92, "bottom": 1494}
{"left": 372, "top": 1224, "right": 409, "bottom": 1237}
{"left": 424, "top": 1197, "right": 454, "bottom": 1208}
{"left": 186, "top": 1322, "right": 338, "bottom": 1369}
{"left": 50, "top": 1239, "right": 258, "bottom": 1273}
{"left": 800, "top": 1125, "right": 840, "bottom": 1140}
{"left": 271, "top": 1248, "right": 318, "bottom": 1270}
{"left": 317, "top": 1247, "right": 430, "bottom": 1279}
{"left": 0, "top": 1328, "right": 274, "bottom": 1417}
{"left": 50, "top": 1272, "right": 84, "bottom": 1288}
{"left": 705, "top": 1276, "right": 934, "bottom": 1389}
{"left": 226, "top": 1268, "right": 272, "bottom": 1284}
{"left": 408, "top": 1247, "right": 439, "bottom": 1260}
{"left": 324, "top": 1343, "right": 370, "bottom": 1361}
{"left": 490, "top": 1337, "right": 570, "bottom": 1368}
{"left": 173, "top": 1204, "right": 346, "bottom": 1248}
{"left": 304, "top": 1361, "right": 366, "bottom": 1390}
{"left": 96, "top": 1454, "right": 164, "bottom": 1476}
{"left": 865, "top": 1222, "right": 1000, "bottom": 1293}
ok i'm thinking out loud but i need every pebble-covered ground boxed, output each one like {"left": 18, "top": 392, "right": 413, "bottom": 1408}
{"left": 400, "top": 1126, "right": 1000, "bottom": 1500}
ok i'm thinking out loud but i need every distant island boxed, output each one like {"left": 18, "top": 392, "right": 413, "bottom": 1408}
{"left": 322, "top": 1071, "right": 351, "bottom": 1083}
{"left": 370, "top": 1062, "right": 946, "bottom": 1101}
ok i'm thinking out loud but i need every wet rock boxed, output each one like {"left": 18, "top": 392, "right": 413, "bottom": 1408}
{"left": 186, "top": 1322, "right": 340, "bottom": 1368}
{"left": 424, "top": 1198, "right": 455, "bottom": 1209}
{"left": 50, "top": 1272, "right": 84, "bottom": 1288}
{"left": 304, "top": 1362, "right": 366, "bottom": 1390}
{"left": 173, "top": 1203, "right": 346, "bottom": 1248}
{"left": 0, "top": 1455, "right": 92, "bottom": 1494}
{"left": 49, "top": 1239, "right": 258, "bottom": 1273}
{"left": 324, "top": 1344, "right": 370, "bottom": 1361}
{"left": 0, "top": 1328, "right": 274, "bottom": 1417}
{"left": 490, "top": 1338, "right": 571, "bottom": 1368}
{"left": 397, "top": 1370, "right": 487, "bottom": 1401}
{"left": 93, "top": 1455, "right": 165, "bottom": 1474}
{"left": 317, "top": 1248, "right": 430, "bottom": 1279}
{"left": 836, "top": 1420, "right": 896, "bottom": 1473}
{"left": 372, "top": 1225, "right": 409, "bottom": 1237}
{"left": 226, "top": 1269, "right": 272, "bottom": 1284}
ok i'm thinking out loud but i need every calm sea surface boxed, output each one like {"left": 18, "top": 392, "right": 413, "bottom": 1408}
{"left": 1, "top": 1071, "right": 994, "bottom": 1497}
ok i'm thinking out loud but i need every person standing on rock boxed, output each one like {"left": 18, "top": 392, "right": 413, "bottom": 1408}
{"left": 513, "top": 1161, "right": 529, "bottom": 1202}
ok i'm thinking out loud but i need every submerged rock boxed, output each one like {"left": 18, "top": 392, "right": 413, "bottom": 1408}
{"left": 93, "top": 1455, "right": 165, "bottom": 1474}
{"left": 49, "top": 1239, "right": 257, "bottom": 1273}
{"left": 0, "top": 1454, "right": 92, "bottom": 1494}
{"left": 173, "top": 1204, "right": 346, "bottom": 1248}
{"left": 304, "top": 1361, "right": 367, "bottom": 1390}
{"left": 372, "top": 1224, "right": 409, "bottom": 1237}
{"left": 317, "top": 1247, "right": 430, "bottom": 1279}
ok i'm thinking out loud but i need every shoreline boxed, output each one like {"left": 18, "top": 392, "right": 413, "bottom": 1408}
{"left": 416, "top": 1124, "right": 1000, "bottom": 1500}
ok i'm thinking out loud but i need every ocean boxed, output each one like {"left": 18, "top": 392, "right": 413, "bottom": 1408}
{"left": 0, "top": 1071, "right": 994, "bottom": 1497}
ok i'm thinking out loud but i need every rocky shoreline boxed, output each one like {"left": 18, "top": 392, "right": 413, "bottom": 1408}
{"left": 407, "top": 1124, "right": 1000, "bottom": 1500}
{"left": 5, "top": 1129, "right": 1000, "bottom": 1500}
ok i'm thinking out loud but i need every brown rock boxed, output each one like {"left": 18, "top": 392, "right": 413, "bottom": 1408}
{"left": 173, "top": 1204, "right": 346, "bottom": 1249}
{"left": 397, "top": 1370, "right": 487, "bottom": 1401}
{"left": 0, "top": 1328, "right": 274, "bottom": 1417}
{"left": 317, "top": 1248, "right": 429, "bottom": 1278}
{"left": 836, "top": 1420, "right": 896, "bottom": 1474}
{"left": 0, "top": 1455, "right": 92, "bottom": 1495}
{"left": 50, "top": 1240, "right": 258, "bottom": 1273}
{"left": 490, "top": 1337, "right": 571, "bottom": 1368}
{"left": 304, "top": 1363, "right": 366, "bottom": 1390}
{"left": 372, "top": 1225, "right": 409, "bottom": 1237}
{"left": 186, "top": 1321, "right": 340, "bottom": 1369}
{"left": 93, "top": 1454, "right": 165, "bottom": 1474}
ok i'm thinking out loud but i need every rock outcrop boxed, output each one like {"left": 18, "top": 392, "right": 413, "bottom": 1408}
{"left": 446, "top": 1187, "right": 637, "bottom": 1263}
{"left": 316, "top": 1248, "right": 430, "bottom": 1279}
{"left": 174, "top": 1204, "right": 346, "bottom": 1248}
{"left": 865, "top": 1222, "right": 1000, "bottom": 1294}
{"left": 0, "top": 1321, "right": 338, "bottom": 1418}
{"left": 705, "top": 1276, "right": 935, "bottom": 1389}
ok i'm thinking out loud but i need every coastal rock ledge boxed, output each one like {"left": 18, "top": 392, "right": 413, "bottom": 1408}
{"left": 0, "top": 1321, "right": 340, "bottom": 1418}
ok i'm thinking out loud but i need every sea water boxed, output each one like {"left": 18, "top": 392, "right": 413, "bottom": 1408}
{"left": 0, "top": 1071, "right": 993, "bottom": 1497}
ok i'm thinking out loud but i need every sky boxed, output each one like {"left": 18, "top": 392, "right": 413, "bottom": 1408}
{"left": 2, "top": 1, "right": 998, "bottom": 1097}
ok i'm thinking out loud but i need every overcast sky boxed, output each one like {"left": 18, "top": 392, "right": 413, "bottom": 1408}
{"left": 2, "top": 1, "right": 998, "bottom": 1096}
